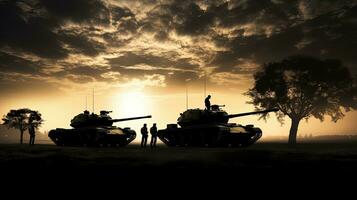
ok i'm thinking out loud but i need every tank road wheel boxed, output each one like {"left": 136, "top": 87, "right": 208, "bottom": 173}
{"left": 98, "top": 137, "right": 108, "bottom": 147}
{"left": 79, "top": 134, "right": 88, "bottom": 146}
{"left": 186, "top": 134, "right": 194, "bottom": 147}
{"left": 163, "top": 132, "right": 175, "bottom": 147}
{"left": 191, "top": 133, "right": 201, "bottom": 146}
{"left": 176, "top": 134, "right": 186, "bottom": 147}
{"left": 199, "top": 132, "right": 206, "bottom": 147}
{"left": 86, "top": 134, "right": 98, "bottom": 147}
{"left": 170, "top": 133, "right": 176, "bottom": 146}
{"left": 231, "top": 142, "right": 241, "bottom": 148}
{"left": 241, "top": 142, "right": 251, "bottom": 147}
{"left": 172, "top": 133, "right": 179, "bottom": 147}
{"left": 53, "top": 136, "right": 64, "bottom": 146}
{"left": 241, "top": 129, "right": 262, "bottom": 147}
{"left": 206, "top": 133, "right": 218, "bottom": 147}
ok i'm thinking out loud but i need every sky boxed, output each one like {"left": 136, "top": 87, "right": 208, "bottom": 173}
{"left": 1, "top": 0, "right": 357, "bottom": 141}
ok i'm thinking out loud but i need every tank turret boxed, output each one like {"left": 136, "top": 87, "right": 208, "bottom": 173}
{"left": 49, "top": 110, "right": 152, "bottom": 147}
{"left": 70, "top": 110, "right": 151, "bottom": 128}
{"left": 177, "top": 105, "right": 278, "bottom": 127}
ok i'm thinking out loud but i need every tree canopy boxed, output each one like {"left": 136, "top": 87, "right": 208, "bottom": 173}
{"left": 2, "top": 108, "right": 43, "bottom": 144}
{"left": 247, "top": 55, "right": 357, "bottom": 144}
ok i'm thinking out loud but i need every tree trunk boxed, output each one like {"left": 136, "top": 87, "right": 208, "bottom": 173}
{"left": 288, "top": 117, "right": 300, "bottom": 145}
{"left": 20, "top": 130, "right": 24, "bottom": 144}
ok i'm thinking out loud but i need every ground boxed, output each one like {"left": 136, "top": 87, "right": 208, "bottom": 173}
{"left": 1, "top": 142, "right": 357, "bottom": 184}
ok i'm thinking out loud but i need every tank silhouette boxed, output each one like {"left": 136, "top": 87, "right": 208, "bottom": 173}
{"left": 49, "top": 110, "right": 151, "bottom": 147}
{"left": 158, "top": 105, "right": 278, "bottom": 147}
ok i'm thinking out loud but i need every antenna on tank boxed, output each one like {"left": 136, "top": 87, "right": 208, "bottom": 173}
{"left": 204, "top": 70, "right": 207, "bottom": 99}
{"left": 185, "top": 79, "right": 191, "bottom": 110}
{"left": 92, "top": 88, "right": 94, "bottom": 114}
{"left": 85, "top": 95, "right": 87, "bottom": 110}
{"left": 186, "top": 83, "right": 188, "bottom": 110}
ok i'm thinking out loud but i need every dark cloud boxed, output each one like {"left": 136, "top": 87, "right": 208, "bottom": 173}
{"left": 166, "top": 70, "right": 200, "bottom": 86}
{"left": 107, "top": 51, "right": 201, "bottom": 86}
{"left": 68, "top": 66, "right": 109, "bottom": 82}
{"left": 141, "top": 0, "right": 357, "bottom": 75}
{"left": 39, "top": 0, "right": 110, "bottom": 24}
{"left": 59, "top": 31, "right": 105, "bottom": 56}
{"left": 64, "top": 74, "right": 96, "bottom": 84}
{"left": 0, "top": 75, "right": 61, "bottom": 97}
{"left": 0, "top": 0, "right": 357, "bottom": 94}
{"left": 110, "top": 5, "right": 139, "bottom": 35}
{"left": 0, "top": 52, "right": 41, "bottom": 74}
{"left": 143, "top": 1, "right": 215, "bottom": 36}
{"left": 102, "top": 31, "right": 133, "bottom": 47}
{"left": 0, "top": 1, "right": 67, "bottom": 59}
{"left": 173, "top": 2, "right": 215, "bottom": 36}
{"left": 50, "top": 64, "right": 112, "bottom": 83}
{"left": 0, "top": 0, "right": 111, "bottom": 59}
{"left": 210, "top": 1, "right": 357, "bottom": 74}
{"left": 153, "top": 30, "right": 169, "bottom": 41}
{"left": 108, "top": 66, "right": 199, "bottom": 88}
{"left": 298, "top": 5, "right": 357, "bottom": 71}
{"left": 212, "top": 0, "right": 297, "bottom": 29}
{"left": 111, "top": 6, "right": 135, "bottom": 22}
{"left": 144, "top": 0, "right": 296, "bottom": 37}
{"left": 109, "top": 52, "right": 199, "bottom": 70}
{"left": 110, "top": 52, "right": 166, "bottom": 67}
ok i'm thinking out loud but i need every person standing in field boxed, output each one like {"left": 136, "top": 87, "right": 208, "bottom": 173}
{"left": 150, "top": 123, "right": 158, "bottom": 148}
{"left": 141, "top": 123, "right": 148, "bottom": 147}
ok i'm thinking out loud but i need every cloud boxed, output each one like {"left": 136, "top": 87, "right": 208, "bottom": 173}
{"left": 0, "top": 52, "right": 41, "bottom": 74}
{"left": 0, "top": 1, "right": 67, "bottom": 59}
{"left": 59, "top": 31, "right": 106, "bottom": 56}
{"left": 39, "top": 0, "right": 110, "bottom": 24}
{"left": 109, "top": 51, "right": 199, "bottom": 70}
{"left": 210, "top": 1, "right": 357, "bottom": 74}
{"left": 111, "top": 5, "right": 135, "bottom": 21}
{"left": 1, "top": 0, "right": 357, "bottom": 96}
{"left": 0, "top": 0, "right": 110, "bottom": 59}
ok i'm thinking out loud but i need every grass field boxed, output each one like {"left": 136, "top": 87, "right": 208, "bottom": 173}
{"left": 1, "top": 142, "right": 357, "bottom": 182}
{"left": 0, "top": 142, "right": 355, "bottom": 195}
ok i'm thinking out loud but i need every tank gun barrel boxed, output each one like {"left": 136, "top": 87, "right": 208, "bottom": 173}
{"left": 111, "top": 115, "right": 152, "bottom": 122}
{"left": 228, "top": 108, "right": 279, "bottom": 118}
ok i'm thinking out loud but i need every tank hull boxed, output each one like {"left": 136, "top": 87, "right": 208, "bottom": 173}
{"left": 48, "top": 127, "right": 136, "bottom": 147}
{"left": 158, "top": 124, "right": 262, "bottom": 147}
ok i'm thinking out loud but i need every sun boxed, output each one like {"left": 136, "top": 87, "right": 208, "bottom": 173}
{"left": 117, "top": 92, "right": 149, "bottom": 117}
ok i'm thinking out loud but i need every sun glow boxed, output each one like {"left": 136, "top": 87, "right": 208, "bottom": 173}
{"left": 117, "top": 91, "right": 150, "bottom": 117}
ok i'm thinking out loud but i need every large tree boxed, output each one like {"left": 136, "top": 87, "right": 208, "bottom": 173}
{"left": 2, "top": 109, "right": 43, "bottom": 144}
{"left": 246, "top": 55, "right": 357, "bottom": 145}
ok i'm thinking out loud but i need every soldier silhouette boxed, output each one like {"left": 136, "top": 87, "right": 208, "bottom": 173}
{"left": 141, "top": 123, "right": 148, "bottom": 147}
{"left": 205, "top": 95, "right": 211, "bottom": 110}
{"left": 28, "top": 113, "right": 36, "bottom": 145}
{"left": 150, "top": 123, "right": 158, "bottom": 148}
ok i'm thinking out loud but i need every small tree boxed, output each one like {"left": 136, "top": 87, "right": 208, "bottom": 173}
{"left": 246, "top": 55, "right": 357, "bottom": 145}
{"left": 2, "top": 108, "right": 43, "bottom": 144}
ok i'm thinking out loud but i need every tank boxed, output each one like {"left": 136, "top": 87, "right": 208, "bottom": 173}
{"left": 158, "top": 105, "right": 278, "bottom": 147}
{"left": 48, "top": 110, "right": 151, "bottom": 147}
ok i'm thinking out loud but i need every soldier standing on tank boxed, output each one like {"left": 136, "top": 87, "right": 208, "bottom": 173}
{"left": 150, "top": 123, "right": 158, "bottom": 148}
{"left": 205, "top": 95, "right": 211, "bottom": 110}
{"left": 141, "top": 123, "right": 148, "bottom": 147}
